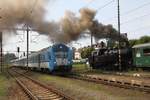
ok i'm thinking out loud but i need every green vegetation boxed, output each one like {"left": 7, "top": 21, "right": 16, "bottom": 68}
{"left": 72, "top": 63, "right": 90, "bottom": 73}
{"left": 129, "top": 35, "right": 150, "bottom": 47}
{"left": 80, "top": 47, "right": 94, "bottom": 58}
{"left": 0, "top": 73, "right": 8, "bottom": 100}
{"left": 73, "top": 63, "right": 86, "bottom": 68}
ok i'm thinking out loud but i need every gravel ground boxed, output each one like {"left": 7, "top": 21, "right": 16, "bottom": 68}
{"left": 10, "top": 67, "right": 150, "bottom": 100}
{"left": 84, "top": 70, "right": 150, "bottom": 78}
{"left": 82, "top": 74, "right": 150, "bottom": 86}
{"left": 25, "top": 71, "right": 150, "bottom": 100}
{"left": 0, "top": 68, "right": 30, "bottom": 100}
{"left": 8, "top": 81, "right": 30, "bottom": 100}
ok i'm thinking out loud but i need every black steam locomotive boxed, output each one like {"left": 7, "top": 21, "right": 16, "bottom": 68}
{"left": 89, "top": 47, "right": 133, "bottom": 70}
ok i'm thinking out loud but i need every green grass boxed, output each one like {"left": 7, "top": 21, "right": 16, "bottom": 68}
{"left": 72, "top": 64, "right": 150, "bottom": 77}
{"left": 73, "top": 63, "right": 86, "bottom": 69}
{"left": 0, "top": 73, "right": 8, "bottom": 99}
{"left": 72, "top": 63, "right": 90, "bottom": 73}
{"left": 32, "top": 72, "right": 150, "bottom": 100}
{"left": 73, "top": 63, "right": 86, "bottom": 67}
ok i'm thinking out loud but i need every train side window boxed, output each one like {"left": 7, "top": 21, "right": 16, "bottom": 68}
{"left": 136, "top": 49, "right": 141, "bottom": 57}
{"left": 43, "top": 55, "right": 45, "bottom": 61}
{"left": 143, "top": 48, "right": 150, "bottom": 56}
{"left": 40, "top": 55, "right": 42, "bottom": 60}
{"left": 49, "top": 53, "right": 51, "bottom": 60}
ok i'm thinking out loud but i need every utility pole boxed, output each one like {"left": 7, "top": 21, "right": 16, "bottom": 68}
{"left": 0, "top": 32, "right": 2, "bottom": 72}
{"left": 91, "top": 33, "right": 93, "bottom": 48}
{"left": 117, "top": 0, "right": 122, "bottom": 71}
{"left": 26, "top": 25, "right": 29, "bottom": 71}
{"left": 0, "top": 8, "right": 3, "bottom": 73}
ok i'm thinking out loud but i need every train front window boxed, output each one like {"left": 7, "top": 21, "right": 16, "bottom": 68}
{"left": 53, "top": 44, "right": 69, "bottom": 58}
{"left": 55, "top": 52, "right": 68, "bottom": 58}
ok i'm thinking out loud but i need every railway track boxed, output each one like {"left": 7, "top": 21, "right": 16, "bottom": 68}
{"left": 98, "top": 71, "right": 150, "bottom": 79}
{"left": 8, "top": 69, "right": 74, "bottom": 100}
{"left": 69, "top": 73, "right": 150, "bottom": 93}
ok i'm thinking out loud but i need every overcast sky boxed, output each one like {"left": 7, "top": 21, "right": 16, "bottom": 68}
{"left": 3, "top": 0, "right": 150, "bottom": 55}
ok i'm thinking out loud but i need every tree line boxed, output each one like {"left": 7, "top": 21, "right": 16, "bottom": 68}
{"left": 129, "top": 35, "right": 150, "bottom": 47}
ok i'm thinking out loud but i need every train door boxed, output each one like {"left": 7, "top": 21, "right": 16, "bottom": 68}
{"left": 48, "top": 49, "right": 54, "bottom": 71}
{"left": 142, "top": 48, "right": 150, "bottom": 67}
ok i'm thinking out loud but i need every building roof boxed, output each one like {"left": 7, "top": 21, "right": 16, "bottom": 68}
{"left": 132, "top": 43, "right": 150, "bottom": 48}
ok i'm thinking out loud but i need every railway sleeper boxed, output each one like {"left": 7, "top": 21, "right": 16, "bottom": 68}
{"left": 74, "top": 75, "right": 150, "bottom": 93}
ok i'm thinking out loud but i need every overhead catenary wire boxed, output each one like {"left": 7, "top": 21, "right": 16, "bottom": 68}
{"left": 121, "top": 12, "right": 150, "bottom": 25}
{"left": 84, "top": 0, "right": 115, "bottom": 13}
{"left": 17, "top": 34, "right": 24, "bottom": 43}
{"left": 110, "top": 12, "right": 150, "bottom": 26}
{"left": 121, "top": 1, "right": 150, "bottom": 17}
{"left": 84, "top": 0, "right": 96, "bottom": 8}
{"left": 103, "top": 0, "right": 150, "bottom": 22}
{"left": 126, "top": 24, "right": 150, "bottom": 33}
{"left": 31, "top": 34, "right": 40, "bottom": 43}
{"left": 96, "top": 0, "right": 115, "bottom": 12}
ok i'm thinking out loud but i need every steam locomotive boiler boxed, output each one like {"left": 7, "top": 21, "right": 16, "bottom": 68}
{"left": 89, "top": 47, "right": 133, "bottom": 70}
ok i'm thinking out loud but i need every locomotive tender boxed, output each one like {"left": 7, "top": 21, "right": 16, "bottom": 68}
{"left": 11, "top": 44, "right": 73, "bottom": 72}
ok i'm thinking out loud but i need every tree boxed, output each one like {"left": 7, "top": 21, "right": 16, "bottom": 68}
{"left": 140, "top": 36, "right": 150, "bottom": 44}
{"left": 81, "top": 47, "right": 94, "bottom": 58}
{"left": 129, "top": 35, "right": 150, "bottom": 46}
{"left": 129, "top": 39, "right": 138, "bottom": 47}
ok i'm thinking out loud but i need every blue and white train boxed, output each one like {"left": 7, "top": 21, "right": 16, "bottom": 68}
{"left": 11, "top": 44, "right": 73, "bottom": 72}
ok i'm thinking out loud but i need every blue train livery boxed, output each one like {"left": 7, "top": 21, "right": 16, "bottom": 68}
{"left": 11, "top": 43, "right": 73, "bottom": 72}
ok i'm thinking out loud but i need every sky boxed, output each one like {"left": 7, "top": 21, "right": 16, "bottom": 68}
{"left": 3, "top": 0, "right": 150, "bottom": 55}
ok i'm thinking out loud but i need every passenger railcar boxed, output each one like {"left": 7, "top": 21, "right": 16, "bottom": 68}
{"left": 132, "top": 43, "right": 150, "bottom": 68}
{"left": 11, "top": 44, "right": 73, "bottom": 72}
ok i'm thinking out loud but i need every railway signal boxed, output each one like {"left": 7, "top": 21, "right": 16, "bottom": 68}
{"left": 17, "top": 47, "right": 20, "bottom": 59}
{"left": 17, "top": 47, "right": 20, "bottom": 53}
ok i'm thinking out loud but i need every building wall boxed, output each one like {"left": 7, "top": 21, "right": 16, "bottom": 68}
{"left": 74, "top": 51, "right": 81, "bottom": 60}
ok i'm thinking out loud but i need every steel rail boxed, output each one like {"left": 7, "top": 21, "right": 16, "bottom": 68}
{"left": 11, "top": 69, "right": 74, "bottom": 100}
{"left": 69, "top": 74, "right": 150, "bottom": 93}
{"left": 8, "top": 70, "right": 38, "bottom": 100}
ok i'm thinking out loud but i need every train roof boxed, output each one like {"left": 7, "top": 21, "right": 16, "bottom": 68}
{"left": 132, "top": 43, "right": 150, "bottom": 48}
{"left": 10, "top": 43, "right": 69, "bottom": 62}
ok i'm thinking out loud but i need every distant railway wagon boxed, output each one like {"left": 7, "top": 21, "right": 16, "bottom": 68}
{"left": 132, "top": 43, "right": 150, "bottom": 68}
{"left": 11, "top": 44, "right": 73, "bottom": 72}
